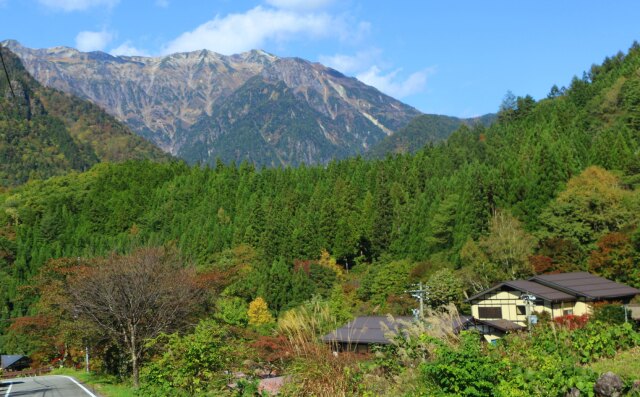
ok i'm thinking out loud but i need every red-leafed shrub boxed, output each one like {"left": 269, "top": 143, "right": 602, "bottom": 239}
{"left": 529, "top": 255, "right": 554, "bottom": 274}
{"left": 553, "top": 313, "right": 590, "bottom": 330}
{"left": 251, "top": 335, "right": 293, "bottom": 372}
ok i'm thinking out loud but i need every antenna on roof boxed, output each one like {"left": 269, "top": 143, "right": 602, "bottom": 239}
{"left": 0, "top": 44, "right": 16, "bottom": 99}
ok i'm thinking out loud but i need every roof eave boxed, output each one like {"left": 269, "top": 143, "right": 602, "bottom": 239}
{"left": 465, "top": 283, "right": 506, "bottom": 302}
{"left": 466, "top": 281, "right": 570, "bottom": 303}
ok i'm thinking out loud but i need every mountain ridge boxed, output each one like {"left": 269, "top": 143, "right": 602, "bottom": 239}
{"left": 4, "top": 40, "right": 421, "bottom": 166}
{"left": 367, "top": 113, "right": 496, "bottom": 157}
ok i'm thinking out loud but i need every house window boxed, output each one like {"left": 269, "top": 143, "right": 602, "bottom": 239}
{"left": 563, "top": 309, "right": 573, "bottom": 316}
{"left": 478, "top": 307, "right": 502, "bottom": 319}
{"left": 516, "top": 305, "right": 526, "bottom": 315}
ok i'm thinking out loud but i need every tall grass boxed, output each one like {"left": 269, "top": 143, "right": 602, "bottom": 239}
{"left": 384, "top": 303, "right": 462, "bottom": 367}
{"left": 278, "top": 299, "right": 337, "bottom": 357}
{"left": 277, "top": 302, "right": 465, "bottom": 396}
{"left": 277, "top": 299, "right": 361, "bottom": 396}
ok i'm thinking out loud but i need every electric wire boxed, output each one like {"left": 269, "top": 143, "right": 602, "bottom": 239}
{"left": 0, "top": 44, "right": 17, "bottom": 98}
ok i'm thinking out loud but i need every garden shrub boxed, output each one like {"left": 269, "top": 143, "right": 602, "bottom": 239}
{"left": 421, "top": 331, "right": 505, "bottom": 397}
{"left": 140, "top": 320, "right": 242, "bottom": 396}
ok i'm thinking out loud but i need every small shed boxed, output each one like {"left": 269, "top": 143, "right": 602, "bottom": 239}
{"left": 322, "top": 315, "right": 474, "bottom": 353}
{"left": 322, "top": 316, "right": 412, "bottom": 353}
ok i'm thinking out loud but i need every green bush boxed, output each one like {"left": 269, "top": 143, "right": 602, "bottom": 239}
{"left": 592, "top": 304, "right": 627, "bottom": 325}
{"left": 418, "top": 320, "right": 640, "bottom": 396}
{"left": 571, "top": 321, "right": 639, "bottom": 363}
{"left": 421, "top": 332, "right": 505, "bottom": 396}
{"left": 140, "top": 320, "right": 243, "bottom": 396}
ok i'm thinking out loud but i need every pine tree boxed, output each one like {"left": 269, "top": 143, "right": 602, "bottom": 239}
{"left": 258, "top": 257, "right": 292, "bottom": 313}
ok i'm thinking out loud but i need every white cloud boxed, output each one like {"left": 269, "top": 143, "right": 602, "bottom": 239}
{"left": 265, "top": 0, "right": 334, "bottom": 10}
{"left": 320, "top": 49, "right": 381, "bottom": 74}
{"left": 320, "top": 49, "right": 432, "bottom": 98}
{"left": 75, "top": 30, "right": 113, "bottom": 52}
{"left": 163, "top": 6, "right": 345, "bottom": 55}
{"left": 356, "top": 65, "right": 434, "bottom": 98}
{"left": 155, "top": 0, "right": 169, "bottom": 8}
{"left": 110, "top": 41, "right": 150, "bottom": 57}
{"left": 39, "top": 0, "right": 118, "bottom": 12}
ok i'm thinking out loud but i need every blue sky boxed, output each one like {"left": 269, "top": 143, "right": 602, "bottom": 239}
{"left": 2, "top": 0, "right": 640, "bottom": 117}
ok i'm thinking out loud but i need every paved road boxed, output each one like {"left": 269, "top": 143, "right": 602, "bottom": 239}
{"left": 0, "top": 375, "right": 99, "bottom": 397}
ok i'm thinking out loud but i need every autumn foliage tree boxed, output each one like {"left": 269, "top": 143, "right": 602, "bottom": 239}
{"left": 539, "top": 166, "right": 635, "bottom": 246}
{"left": 247, "top": 297, "right": 274, "bottom": 326}
{"left": 6, "top": 257, "right": 99, "bottom": 367}
{"left": 588, "top": 232, "right": 640, "bottom": 287}
{"left": 68, "top": 247, "right": 201, "bottom": 387}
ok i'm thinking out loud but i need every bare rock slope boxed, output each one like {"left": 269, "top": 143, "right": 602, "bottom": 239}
{"left": 5, "top": 40, "right": 420, "bottom": 166}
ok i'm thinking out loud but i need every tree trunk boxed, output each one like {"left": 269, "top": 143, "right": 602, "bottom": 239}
{"left": 130, "top": 328, "right": 139, "bottom": 388}
{"left": 132, "top": 353, "right": 139, "bottom": 388}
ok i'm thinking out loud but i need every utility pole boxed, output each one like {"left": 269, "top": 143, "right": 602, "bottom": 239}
{"left": 521, "top": 293, "right": 536, "bottom": 332}
{"left": 406, "top": 282, "right": 429, "bottom": 319}
{"left": 85, "top": 346, "right": 90, "bottom": 373}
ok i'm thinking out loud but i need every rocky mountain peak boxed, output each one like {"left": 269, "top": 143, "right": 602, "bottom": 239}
{"left": 4, "top": 40, "right": 421, "bottom": 165}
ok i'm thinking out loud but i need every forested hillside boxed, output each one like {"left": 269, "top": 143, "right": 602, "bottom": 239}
{"left": 1, "top": 42, "right": 640, "bottom": 396}
{"left": 0, "top": 46, "right": 168, "bottom": 187}
{"left": 367, "top": 112, "right": 496, "bottom": 157}
{"left": 3, "top": 41, "right": 640, "bottom": 316}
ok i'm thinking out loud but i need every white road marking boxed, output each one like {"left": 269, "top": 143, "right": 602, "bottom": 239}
{"left": 60, "top": 376, "right": 98, "bottom": 397}
{"left": 3, "top": 383, "right": 12, "bottom": 397}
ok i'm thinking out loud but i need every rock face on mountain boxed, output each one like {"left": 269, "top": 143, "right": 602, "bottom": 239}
{"left": 4, "top": 40, "right": 421, "bottom": 166}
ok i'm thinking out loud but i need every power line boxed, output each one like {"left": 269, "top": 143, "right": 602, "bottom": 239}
{"left": 406, "top": 282, "right": 429, "bottom": 319}
{"left": 0, "top": 44, "right": 17, "bottom": 99}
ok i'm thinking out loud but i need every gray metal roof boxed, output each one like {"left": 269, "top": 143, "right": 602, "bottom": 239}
{"left": 466, "top": 280, "right": 575, "bottom": 303}
{"left": 321, "top": 315, "right": 474, "bottom": 345}
{"left": 505, "top": 280, "right": 575, "bottom": 301}
{"left": 530, "top": 272, "right": 640, "bottom": 300}
{"left": 321, "top": 316, "right": 412, "bottom": 345}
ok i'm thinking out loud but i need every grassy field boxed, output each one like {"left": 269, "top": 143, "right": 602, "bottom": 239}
{"left": 589, "top": 347, "right": 640, "bottom": 382}
{"left": 49, "top": 368, "right": 137, "bottom": 397}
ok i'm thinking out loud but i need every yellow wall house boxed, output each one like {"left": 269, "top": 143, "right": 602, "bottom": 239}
{"left": 466, "top": 272, "right": 640, "bottom": 342}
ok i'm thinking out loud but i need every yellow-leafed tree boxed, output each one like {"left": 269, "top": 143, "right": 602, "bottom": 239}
{"left": 318, "top": 249, "right": 344, "bottom": 280}
{"left": 248, "top": 297, "right": 274, "bottom": 326}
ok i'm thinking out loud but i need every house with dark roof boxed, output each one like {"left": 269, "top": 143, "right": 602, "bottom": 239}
{"left": 321, "top": 315, "right": 474, "bottom": 353}
{"left": 466, "top": 272, "right": 640, "bottom": 342}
